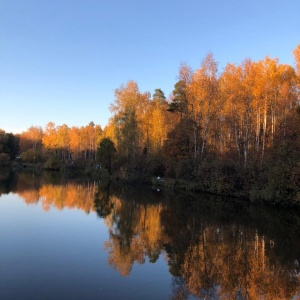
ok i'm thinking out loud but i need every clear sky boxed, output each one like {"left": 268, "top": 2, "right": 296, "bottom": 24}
{"left": 1, "top": 0, "right": 299, "bottom": 134}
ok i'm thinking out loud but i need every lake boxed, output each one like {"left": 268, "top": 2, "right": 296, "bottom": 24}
{"left": 0, "top": 169, "right": 300, "bottom": 299}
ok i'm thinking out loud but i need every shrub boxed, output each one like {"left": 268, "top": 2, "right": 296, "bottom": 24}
{"left": 19, "top": 149, "right": 44, "bottom": 163}
{"left": 44, "top": 155, "right": 61, "bottom": 170}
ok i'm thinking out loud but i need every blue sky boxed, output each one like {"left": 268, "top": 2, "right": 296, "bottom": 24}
{"left": 1, "top": 0, "right": 299, "bottom": 133}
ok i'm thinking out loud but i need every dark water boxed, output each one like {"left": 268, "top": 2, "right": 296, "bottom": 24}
{"left": 0, "top": 169, "right": 300, "bottom": 299}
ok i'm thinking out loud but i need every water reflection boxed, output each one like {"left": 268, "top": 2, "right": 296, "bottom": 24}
{"left": 1, "top": 171, "right": 300, "bottom": 299}
{"left": 97, "top": 185, "right": 165, "bottom": 276}
{"left": 97, "top": 186, "right": 300, "bottom": 299}
{"left": 2, "top": 170, "right": 97, "bottom": 213}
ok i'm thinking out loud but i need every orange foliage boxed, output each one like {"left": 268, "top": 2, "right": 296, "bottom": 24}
{"left": 19, "top": 126, "right": 43, "bottom": 152}
{"left": 293, "top": 44, "right": 300, "bottom": 76}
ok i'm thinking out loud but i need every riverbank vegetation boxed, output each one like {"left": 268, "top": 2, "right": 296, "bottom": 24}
{"left": 1, "top": 45, "right": 300, "bottom": 205}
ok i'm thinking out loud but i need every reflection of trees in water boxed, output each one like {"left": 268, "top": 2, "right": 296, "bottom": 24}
{"left": 175, "top": 225, "right": 299, "bottom": 299}
{"left": 162, "top": 195, "right": 300, "bottom": 299}
{"left": 98, "top": 187, "right": 300, "bottom": 299}
{"left": 102, "top": 187, "right": 165, "bottom": 276}
{"left": 11, "top": 171, "right": 97, "bottom": 213}
{"left": 94, "top": 182, "right": 113, "bottom": 218}
{"left": 3, "top": 171, "right": 300, "bottom": 298}
{"left": 38, "top": 182, "right": 96, "bottom": 212}
{"left": 15, "top": 171, "right": 43, "bottom": 204}
{"left": 0, "top": 168, "right": 18, "bottom": 195}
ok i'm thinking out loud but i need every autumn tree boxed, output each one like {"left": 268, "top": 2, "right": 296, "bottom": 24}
{"left": 69, "top": 126, "right": 81, "bottom": 159}
{"left": 110, "top": 81, "right": 150, "bottom": 159}
{"left": 217, "top": 56, "right": 298, "bottom": 165}
{"left": 293, "top": 44, "right": 300, "bottom": 76}
{"left": 146, "top": 89, "right": 169, "bottom": 153}
{"left": 56, "top": 124, "right": 70, "bottom": 160}
{"left": 19, "top": 126, "right": 43, "bottom": 153}
{"left": 42, "top": 121, "right": 102, "bottom": 163}
{"left": 251, "top": 57, "right": 298, "bottom": 159}
{"left": 293, "top": 44, "right": 300, "bottom": 107}
{"left": 42, "top": 122, "right": 58, "bottom": 152}
{"left": 79, "top": 122, "right": 103, "bottom": 160}
{"left": 187, "top": 53, "right": 219, "bottom": 159}
{"left": 102, "top": 120, "right": 118, "bottom": 146}
{"left": 164, "top": 64, "right": 198, "bottom": 160}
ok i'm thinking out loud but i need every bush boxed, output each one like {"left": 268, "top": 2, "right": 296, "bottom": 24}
{"left": 19, "top": 149, "right": 44, "bottom": 163}
{"left": 44, "top": 155, "right": 61, "bottom": 170}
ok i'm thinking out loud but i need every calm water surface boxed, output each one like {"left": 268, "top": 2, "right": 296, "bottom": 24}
{"left": 0, "top": 169, "right": 300, "bottom": 299}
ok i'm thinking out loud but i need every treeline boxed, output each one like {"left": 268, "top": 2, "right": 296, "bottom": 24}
{"left": 17, "top": 121, "right": 103, "bottom": 167}
{"left": 105, "top": 51, "right": 300, "bottom": 163}
{"left": 102, "top": 45, "right": 300, "bottom": 204}
{"left": 1, "top": 45, "right": 300, "bottom": 204}
{"left": 0, "top": 122, "right": 103, "bottom": 171}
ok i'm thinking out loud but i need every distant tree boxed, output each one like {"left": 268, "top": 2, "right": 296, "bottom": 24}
{"left": 152, "top": 88, "right": 167, "bottom": 104}
{"left": 19, "top": 126, "right": 43, "bottom": 153}
{"left": 42, "top": 122, "right": 58, "bottom": 151}
{"left": 0, "top": 129, "right": 19, "bottom": 159}
{"left": 168, "top": 80, "right": 188, "bottom": 115}
{"left": 81, "top": 122, "right": 102, "bottom": 160}
{"left": 6, "top": 133, "right": 19, "bottom": 159}
{"left": 69, "top": 126, "right": 81, "bottom": 159}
